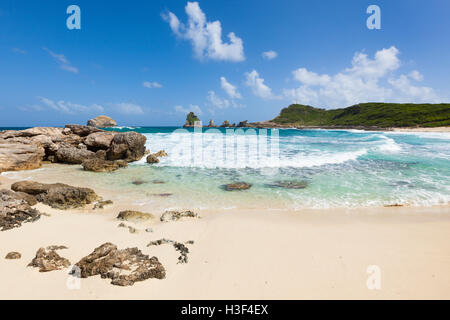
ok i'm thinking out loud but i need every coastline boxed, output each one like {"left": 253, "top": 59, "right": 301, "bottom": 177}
{"left": 1, "top": 168, "right": 450, "bottom": 299}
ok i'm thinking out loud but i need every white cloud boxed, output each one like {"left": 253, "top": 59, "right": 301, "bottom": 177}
{"left": 283, "top": 46, "right": 445, "bottom": 108}
{"left": 262, "top": 50, "right": 277, "bottom": 60}
{"left": 113, "top": 103, "right": 144, "bottom": 115}
{"left": 143, "top": 81, "right": 163, "bottom": 88}
{"left": 220, "top": 77, "right": 241, "bottom": 99}
{"left": 174, "top": 104, "right": 203, "bottom": 115}
{"left": 207, "top": 90, "right": 231, "bottom": 109}
{"left": 43, "top": 47, "right": 79, "bottom": 74}
{"left": 38, "top": 97, "right": 104, "bottom": 114}
{"left": 244, "top": 70, "right": 275, "bottom": 99}
{"left": 163, "top": 1, "right": 244, "bottom": 62}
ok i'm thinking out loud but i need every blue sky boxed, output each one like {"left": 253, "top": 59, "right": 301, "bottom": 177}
{"left": 0, "top": 0, "right": 449, "bottom": 126}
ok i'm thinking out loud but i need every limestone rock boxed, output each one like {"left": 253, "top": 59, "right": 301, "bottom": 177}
{"left": 65, "top": 124, "right": 102, "bottom": 137}
{"left": 11, "top": 181, "right": 99, "bottom": 209}
{"left": 0, "top": 189, "right": 37, "bottom": 206}
{"left": 82, "top": 158, "right": 128, "bottom": 172}
{"left": 117, "top": 210, "right": 154, "bottom": 222}
{"left": 73, "top": 242, "right": 166, "bottom": 286}
{"left": 106, "top": 132, "right": 146, "bottom": 162}
{"left": 223, "top": 182, "right": 252, "bottom": 191}
{"left": 0, "top": 142, "right": 45, "bottom": 173}
{"left": 56, "top": 146, "right": 95, "bottom": 164}
{"left": 84, "top": 131, "right": 117, "bottom": 150}
{"left": 5, "top": 252, "right": 21, "bottom": 259}
{"left": 160, "top": 210, "right": 198, "bottom": 222}
{"left": 28, "top": 246, "right": 70, "bottom": 272}
{"left": 0, "top": 191, "right": 41, "bottom": 231}
{"left": 146, "top": 154, "right": 159, "bottom": 164}
{"left": 87, "top": 115, "right": 117, "bottom": 128}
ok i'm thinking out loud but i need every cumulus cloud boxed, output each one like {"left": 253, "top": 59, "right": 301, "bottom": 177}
{"left": 43, "top": 47, "right": 79, "bottom": 74}
{"left": 220, "top": 77, "right": 241, "bottom": 99}
{"left": 174, "top": 104, "right": 203, "bottom": 115}
{"left": 283, "top": 46, "right": 445, "bottom": 108}
{"left": 143, "top": 81, "right": 163, "bottom": 88}
{"left": 245, "top": 70, "right": 275, "bottom": 99}
{"left": 113, "top": 103, "right": 145, "bottom": 115}
{"left": 163, "top": 1, "right": 244, "bottom": 62}
{"left": 207, "top": 90, "right": 231, "bottom": 109}
{"left": 262, "top": 50, "right": 277, "bottom": 60}
{"left": 38, "top": 97, "right": 104, "bottom": 114}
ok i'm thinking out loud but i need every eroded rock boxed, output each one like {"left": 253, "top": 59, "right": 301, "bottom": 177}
{"left": 87, "top": 115, "right": 117, "bottom": 128}
{"left": 93, "top": 200, "right": 113, "bottom": 210}
{"left": 117, "top": 210, "right": 154, "bottom": 222}
{"left": 82, "top": 158, "right": 128, "bottom": 172}
{"left": 0, "top": 142, "right": 45, "bottom": 173}
{"left": 0, "top": 191, "right": 41, "bottom": 231}
{"left": 84, "top": 131, "right": 116, "bottom": 150}
{"left": 223, "top": 182, "right": 252, "bottom": 191}
{"left": 73, "top": 242, "right": 165, "bottom": 286}
{"left": 147, "top": 239, "right": 193, "bottom": 264}
{"left": 28, "top": 246, "right": 70, "bottom": 272}
{"left": 5, "top": 251, "right": 21, "bottom": 259}
{"left": 106, "top": 132, "right": 146, "bottom": 162}
{"left": 56, "top": 147, "right": 95, "bottom": 164}
{"left": 160, "top": 210, "right": 198, "bottom": 222}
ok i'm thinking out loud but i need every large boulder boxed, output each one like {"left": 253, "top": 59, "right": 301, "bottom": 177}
{"left": 0, "top": 190, "right": 41, "bottom": 231}
{"left": 0, "top": 142, "right": 45, "bottom": 173}
{"left": 64, "top": 124, "right": 102, "bottom": 137}
{"left": 87, "top": 115, "right": 117, "bottom": 128}
{"left": 56, "top": 146, "right": 95, "bottom": 164}
{"left": 11, "top": 181, "right": 99, "bottom": 209}
{"left": 84, "top": 131, "right": 116, "bottom": 150}
{"left": 82, "top": 158, "right": 128, "bottom": 172}
{"left": 106, "top": 132, "right": 146, "bottom": 162}
{"left": 73, "top": 242, "right": 166, "bottom": 286}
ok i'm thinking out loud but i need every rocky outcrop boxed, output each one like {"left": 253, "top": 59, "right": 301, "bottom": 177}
{"left": 160, "top": 210, "right": 198, "bottom": 222}
{"left": 84, "top": 131, "right": 116, "bottom": 150}
{"left": 64, "top": 124, "right": 102, "bottom": 137}
{"left": 11, "top": 181, "right": 99, "bottom": 209}
{"left": 73, "top": 242, "right": 166, "bottom": 286}
{"left": 147, "top": 239, "right": 193, "bottom": 264}
{"left": 56, "top": 147, "right": 95, "bottom": 164}
{"left": 117, "top": 210, "right": 154, "bottom": 222}
{"left": 0, "top": 190, "right": 41, "bottom": 231}
{"left": 220, "top": 120, "right": 231, "bottom": 127}
{"left": 5, "top": 252, "right": 21, "bottom": 259}
{"left": 87, "top": 115, "right": 117, "bottom": 128}
{"left": 28, "top": 246, "right": 70, "bottom": 272}
{"left": 0, "top": 142, "right": 45, "bottom": 173}
{"left": 146, "top": 150, "right": 167, "bottom": 164}
{"left": 82, "top": 158, "right": 128, "bottom": 172}
{"left": 106, "top": 132, "right": 146, "bottom": 162}
{"left": 208, "top": 120, "right": 215, "bottom": 127}
{"left": 237, "top": 120, "right": 250, "bottom": 127}
{"left": 223, "top": 182, "right": 252, "bottom": 191}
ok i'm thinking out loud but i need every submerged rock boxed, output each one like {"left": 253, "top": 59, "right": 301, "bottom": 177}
{"left": 267, "top": 181, "right": 308, "bottom": 189}
{"left": 87, "top": 115, "right": 117, "bottom": 128}
{"left": 0, "top": 190, "right": 41, "bottom": 231}
{"left": 117, "top": 210, "right": 154, "bottom": 222}
{"left": 28, "top": 246, "right": 70, "bottom": 272}
{"left": 73, "top": 242, "right": 165, "bottom": 286}
{"left": 223, "top": 182, "right": 252, "bottom": 191}
{"left": 131, "top": 179, "right": 146, "bottom": 185}
{"left": 82, "top": 158, "right": 128, "bottom": 172}
{"left": 5, "top": 252, "right": 21, "bottom": 259}
{"left": 11, "top": 181, "right": 99, "bottom": 210}
{"left": 160, "top": 210, "right": 198, "bottom": 222}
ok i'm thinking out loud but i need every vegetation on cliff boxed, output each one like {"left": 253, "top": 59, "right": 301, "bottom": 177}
{"left": 271, "top": 103, "right": 450, "bottom": 127}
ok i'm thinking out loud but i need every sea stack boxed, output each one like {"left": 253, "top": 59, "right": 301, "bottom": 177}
{"left": 87, "top": 115, "right": 117, "bottom": 128}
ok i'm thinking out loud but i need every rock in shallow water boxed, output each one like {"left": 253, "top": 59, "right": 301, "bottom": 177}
{"left": 266, "top": 181, "right": 308, "bottom": 189}
{"left": 106, "top": 132, "right": 146, "bottom": 162}
{"left": 223, "top": 182, "right": 252, "bottom": 191}
{"left": 82, "top": 158, "right": 128, "bottom": 172}
{"left": 11, "top": 181, "right": 99, "bottom": 210}
{"left": 28, "top": 246, "right": 70, "bottom": 272}
{"left": 72, "top": 242, "right": 165, "bottom": 286}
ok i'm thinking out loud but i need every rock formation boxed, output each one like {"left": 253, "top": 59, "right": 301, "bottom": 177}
{"left": 208, "top": 119, "right": 215, "bottom": 127}
{"left": 87, "top": 115, "right": 117, "bottom": 128}
{"left": 106, "top": 132, "right": 147, "bottom": 162}
{"left": 82, "top": 158, "right": 128, "bottom": 172}
{"left": 0, "top": 142, "right": 44, "bottom": 173}
{"left": 73, "top": 242, "right": 166, "bottom": 286}
{"left": 0, "top": 190, "right": 41, "bottom": 231}
{"left": 28, "top": 246, "right": 70, "bottom": 272}
{"left": 11, "top": 181, "right": 99, "bottom": 209}
{"left": 147, "top": 239, "right": 193, "bottom": 264}
{"left": 160, "top": 210, "right": 198, "bottom": 222}
{"left": 84, "top": 131, "right": 116, "bottom": 150}
{"left": 117, "top": 210, "right": 154, "bottom": 222}
{"left": 220, "top": 120, "right": 231, "bottom": 127}
{"left": 223, "top": 182, "right": 252, "bottom": 191}
{"left": 5, "top": 252, "right": 21, "bottom": 259}
{"left": 146, "top": 150, "right": 168, "bottom": 164}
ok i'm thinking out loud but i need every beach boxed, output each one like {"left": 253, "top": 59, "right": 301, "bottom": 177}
{"left": 1, "top": 169, "right": 450, "bottom": 300}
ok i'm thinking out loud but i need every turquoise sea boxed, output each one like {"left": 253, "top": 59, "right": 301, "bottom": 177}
{"left": 2, "top": 126, "right": 449, "bottom": 210}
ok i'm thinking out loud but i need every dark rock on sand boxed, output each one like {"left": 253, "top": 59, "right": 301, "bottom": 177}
{"left": 73, "top": 242, "right": 165, "bottom": 286}
{"left": 147, "top": 239, "right": 193, "bottom": 264}
{"left": 82, "top": 158, "right": 128, "bottom": 172}
{"left": 160, "top": 210, "right": 198, "bottom": 222}
{"left": 11, "top": 181, "right": 99, "bottom": 209}
{"left": 87, "top": 115, "right": 117, "bottom": 128}
{"left": 28, "top": 246, "right": 70, "bottom": 272}
{"left": 117, "top": 210, "right": 154, "bottom": 222}
{"left": 93, "top": 200, "right": 113, "bottom": 210}
{"left": 56, "top": 146, "right": 95, "bottom": 164}
{"left": 5, "top": 251, "right": 21, "bottom": 259}
{"left": 266, "top": 181, "right": 308, "bottom": 189}
{"left": 106, "top": 132, "right": 146, "bottom": 162}
{"left": 223, "top": 182, "right": 252, "bottom": 191}
{"left": 0, "top": 190, "right": 41, "bottom": 231}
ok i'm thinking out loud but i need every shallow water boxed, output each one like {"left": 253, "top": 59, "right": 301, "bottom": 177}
{"left": 3, "top": 127, "right": 450, "bottom": 210}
